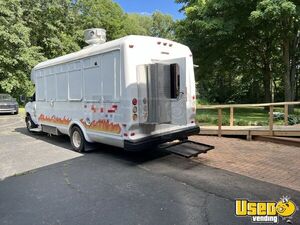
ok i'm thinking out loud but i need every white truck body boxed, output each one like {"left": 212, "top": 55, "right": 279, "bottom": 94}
{"left": 25, "top": 35, "right": 199, "bottom": 151}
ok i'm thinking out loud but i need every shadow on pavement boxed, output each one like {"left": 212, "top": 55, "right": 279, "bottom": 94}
{"left": 15, "top": 127, "right": 74, "bottom": 150}
{"left": 0, "top": 113, "right": 18, "bottom": 116}
{"left": 14, "top": 127, "right": 171, "bottom": 165}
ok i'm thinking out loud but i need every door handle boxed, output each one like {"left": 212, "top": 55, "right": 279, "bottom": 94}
{"left": 177, "top": 92, "right": 184, "bottom": 100}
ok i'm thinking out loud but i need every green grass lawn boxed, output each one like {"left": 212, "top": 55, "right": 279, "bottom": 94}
{"left": 19, "top": 107, "right": 25, "bottom": 114}
{"left": 196, "top": 107, "right": 300, "bottom": 126}
{"left": 18, "top": 107, "right": 26, "bottom": 118}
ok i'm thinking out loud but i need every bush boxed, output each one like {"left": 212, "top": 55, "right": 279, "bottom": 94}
{"left": 288, "top": 115, "right": 299, "bottom": 125}
{"left": 273, "top": 112, "right": 284, "bottom": 121}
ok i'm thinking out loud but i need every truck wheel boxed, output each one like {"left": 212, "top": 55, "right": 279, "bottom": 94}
{"left": 25, "top": 115, "right": 37, "bottom": 132}
{"left": 70, "top": 126, "right": 86, "bottom": 152}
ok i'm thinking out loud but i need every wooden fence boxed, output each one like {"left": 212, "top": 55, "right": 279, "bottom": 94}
{"left": 197, "top": 101, "right": 300, "bottom": 137}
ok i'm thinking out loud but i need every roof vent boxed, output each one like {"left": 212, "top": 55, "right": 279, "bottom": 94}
{"left": 84, "top": 28, "right": 106, "bottom": 45}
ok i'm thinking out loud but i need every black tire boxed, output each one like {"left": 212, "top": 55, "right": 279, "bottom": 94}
{"left": 70, "top": 126, "right": 86, "bottom": 152}
{"left": 25, "top": 115, "right": 37, "bottom": 132}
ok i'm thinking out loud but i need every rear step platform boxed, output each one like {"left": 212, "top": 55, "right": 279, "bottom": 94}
{"left": 159, "top": 140, "right": 214, "bottom": 158}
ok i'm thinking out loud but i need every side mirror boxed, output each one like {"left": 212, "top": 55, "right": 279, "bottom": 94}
{"left": 20, "top": 95, "right": 26, "bottom": 103}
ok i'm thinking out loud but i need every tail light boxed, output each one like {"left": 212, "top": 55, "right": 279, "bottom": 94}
{"left": 132, "top": 114, "right": 138, "bottom": 121}
{"left": 132, "top": 106, "right": 138, "bottom": 113}
{"left": 132, "top": 98, "right": 137, "bottom": 105}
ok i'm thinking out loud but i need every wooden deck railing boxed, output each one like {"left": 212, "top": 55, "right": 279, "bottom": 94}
{"left": 197, "top": 101, "right": 300, "bottom": 137}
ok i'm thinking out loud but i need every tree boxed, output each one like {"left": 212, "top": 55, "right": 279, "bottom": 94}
{"left": 75, "top": 0, "right": 127, "bottom": 43}
{"left": 0, "top": 0, "right": 178, "bottom": 99}
{"left": 250, "top": 0, "right": 300, "bottom": 112}
{"left": 176, "top": 0, "right": 299, "bottom": 106}
{"left": 21, "top": 0, "right": 81, "bottom": 59}
{"left": 123, "top": 12, "right": 176, "bottom": 39}
{"left": 176, "top": 0, "right": 267, "bottom": 103}
{"left": 150, "top": 11, "right": 175, "bottom": 40}
{"left": 123, "top": 13, "right": 153, "bottom": 36}
{"left": 0, "top": 0, "right": 44, "bottom": 97}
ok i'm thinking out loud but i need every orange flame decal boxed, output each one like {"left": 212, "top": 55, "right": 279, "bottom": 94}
{"left": 39, "top": 114, "right": 71, "bottom": 125}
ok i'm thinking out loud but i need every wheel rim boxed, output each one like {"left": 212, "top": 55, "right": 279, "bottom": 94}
{"left": 72, "top": 130, "right": 81, "bottom": 149}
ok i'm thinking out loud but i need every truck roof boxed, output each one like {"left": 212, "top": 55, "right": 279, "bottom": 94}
{"left": 33, "top": 35, "right": 189, "bottom": 71}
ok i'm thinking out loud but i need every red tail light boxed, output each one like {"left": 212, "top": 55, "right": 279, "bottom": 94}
{"left": 132, "top": 98, "right": 137, "bottom": 105}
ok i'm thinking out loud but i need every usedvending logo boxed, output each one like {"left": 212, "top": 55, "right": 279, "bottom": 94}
{"left": 235, "top": 196, "right": 298, "bottom": 223}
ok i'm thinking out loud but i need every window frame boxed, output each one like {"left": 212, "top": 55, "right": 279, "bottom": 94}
{"left": 170, "top": 63, "right": 180, "bottom": 99}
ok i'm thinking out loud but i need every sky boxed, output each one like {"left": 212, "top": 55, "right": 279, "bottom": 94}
{"left": 113, "top": 0, "right": 185, "bottom": 20}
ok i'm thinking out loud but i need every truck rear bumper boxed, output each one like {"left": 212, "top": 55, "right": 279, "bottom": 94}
{"left": 124, "top": 125, "right": 200, "bottom": 151}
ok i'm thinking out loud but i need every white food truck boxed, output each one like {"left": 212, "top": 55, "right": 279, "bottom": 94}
{"left": 25, "top": 29, "right": 204, "bottom": 153}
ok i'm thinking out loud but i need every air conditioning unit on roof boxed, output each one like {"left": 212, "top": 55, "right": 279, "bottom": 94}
{"left": 84, "top": 28, "right": 106, "bottom": 45}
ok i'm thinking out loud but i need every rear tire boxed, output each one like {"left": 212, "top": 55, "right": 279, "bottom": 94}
{"left": 70, "top": 126, "right": 86, "bottom": 152}
{"left": 25, "top": 115, "right": 37, "bottom": 132}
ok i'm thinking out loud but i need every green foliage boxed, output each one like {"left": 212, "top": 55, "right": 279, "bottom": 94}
{"left": 4, "top": 0, "right": 298, "bottom": 107}
{"left": 0, "top": 0, "right": 175, "bottom": 98}
{"left": 21, "top": 0, "right": 81, "bottom": 58}
{"left": 151, "top": 12, "right": 176, "bottom": 40}
{"left": 123, "top": 11, "right": 176, "bottom": 39}
{"left": 75, "top": 0, "right": 127, "bottom": 41}
{"left": 123, "top": 14, "right": 153, "bottom": 36}
{"left": 176, "top": 0, "right": 300, "bottom": 105}
{"left": 197, "top": 107, "right": 271, "bottom": 126}
{"left": 0, "top": 0, "right": 44, "bottom": 97}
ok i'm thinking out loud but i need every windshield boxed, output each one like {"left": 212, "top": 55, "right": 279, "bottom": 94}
{"left": 0, "top": 94, "right": 13, "bottom": 101}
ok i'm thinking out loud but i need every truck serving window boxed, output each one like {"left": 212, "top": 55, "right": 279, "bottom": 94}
{"left": 46, "top": 74, "right": 56, "bottom": 101}
{"left": 84, "top": 56, "right": 101, "bottom": 101}
{"left": 170, "top": 63, "right": 180, "bottom": 99}
{"left": 56, "top": 72, "right": 68, "bottom": 101}
{"left": 101, "top": 50, "right": 121, "bottom": 102}
{"left": 68, "top": 61, "right": 82, "bottom": 101}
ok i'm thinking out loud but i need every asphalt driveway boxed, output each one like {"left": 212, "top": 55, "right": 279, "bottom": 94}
{"left": 0, "top": 114, "right": 299, "bottom": 225}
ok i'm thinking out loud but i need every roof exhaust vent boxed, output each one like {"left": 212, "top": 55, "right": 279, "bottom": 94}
{"left": 84, "top": 28, "right": 106, "bottom": 45}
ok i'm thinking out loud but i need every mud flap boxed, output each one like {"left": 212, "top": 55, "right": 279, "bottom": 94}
{"left": 159, "top": 140, "right": 214, "bottom": 158}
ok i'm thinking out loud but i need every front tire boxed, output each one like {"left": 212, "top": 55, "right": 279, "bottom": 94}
{"left": 70, "top": 126, "right": 86, "bottom": 152}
